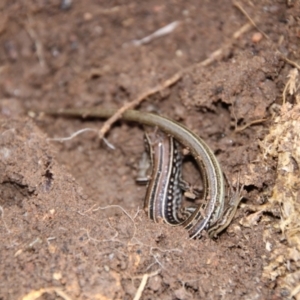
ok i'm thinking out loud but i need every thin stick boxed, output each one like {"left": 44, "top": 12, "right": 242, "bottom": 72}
{"left": 196, "top": 22, "right": 252, "bottom": 68}
{"left": 133, "top": 269, "right": 160, "bottom": 300}
{"left": 233, "top": 1, "right": 270, "bottom": 41}
{"left": 235, "top": 118, "right": 268, "bottom": 132}
{"left": 47, "top": 128, "right": 98, "bottom": 142}
{"left": 98, "top": 72, "right": 182, "bottom": 139}
{"left": 133, "top": 274, "right": 149, "bottom": 300}
{"left": 98, "top": 21, "right": 253, "bottom": 139}
{"left": 234, "top": 1, "right": 300, "bottom": 73}
{"left": 278, "top": 53, "right": 300, "bottom": 71}
{"left": 230, "top": 77, "right": 268, "bottom": 132}
{"left": 233, "top": 0, "right": 300, "bottom": 106}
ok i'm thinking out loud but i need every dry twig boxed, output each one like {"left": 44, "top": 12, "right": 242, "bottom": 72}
{"left": 98, "top": 72, "right": 182, "bottom": 139}
{"left": 47, "top": 128, "right": 98, "bottom": 142}
{"left": 234, "top": 1, "right": 300, "bottom": 73}
{"left": 133, "top": 269, "right": 160, "bottom": 300}
{"left": 98, "top": 20, "right": 254, "bottom": 139}
{"left": 235, "top": 118, "right": 268, "bottom": 132}
{"left": 233, "top": 1, "right": 270, "bottom": 41}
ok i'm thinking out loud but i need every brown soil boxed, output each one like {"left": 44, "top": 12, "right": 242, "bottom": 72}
{"left": 1, "top": 1, "right": 299, "bottom": 299}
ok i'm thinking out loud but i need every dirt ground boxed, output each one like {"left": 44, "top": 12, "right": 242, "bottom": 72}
{"left": 1, "top": 1, "right": 300, "bottom": 299}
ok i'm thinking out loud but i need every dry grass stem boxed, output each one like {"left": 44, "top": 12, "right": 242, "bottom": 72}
{"left": 47, "top": 128, "right": 98, "bottom": 142}
{"left": 133, "top": 269, "right": 160, "bottom": 300}
{"left": 233, "top": 1, "right": 270, "bottom": 40}
{"left": 235, "top": 118, "right": 268, "bottom": 132}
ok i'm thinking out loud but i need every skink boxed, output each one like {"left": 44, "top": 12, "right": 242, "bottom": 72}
{"left": 139, "top": 130, "right": 186, "bottom": 224}
{"left": 44, "top": 107, "right": 241, "bottom": 238}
